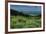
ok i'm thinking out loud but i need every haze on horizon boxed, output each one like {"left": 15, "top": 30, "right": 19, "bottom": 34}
{"left": 10, "top": 5, "right": 41, "bottom": 16}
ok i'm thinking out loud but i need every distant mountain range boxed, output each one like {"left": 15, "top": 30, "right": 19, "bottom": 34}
{"left": 10, "top": 9, "right": 41, "bottom": 16}
{"left": 10, "top": 9, "right": 29, "bottom": 16}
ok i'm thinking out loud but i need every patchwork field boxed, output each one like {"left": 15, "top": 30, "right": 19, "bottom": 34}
{"left": 10, "top": 15, "right": 41, "bottom": 29}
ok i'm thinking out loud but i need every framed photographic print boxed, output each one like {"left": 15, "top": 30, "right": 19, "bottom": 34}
{"left": 5, "top": 1, "right": 45, "bottom": 34}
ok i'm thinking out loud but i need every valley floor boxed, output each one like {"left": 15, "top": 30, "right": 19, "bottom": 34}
{"left": 10, "top": 15, "right": 41, "bottom": 29}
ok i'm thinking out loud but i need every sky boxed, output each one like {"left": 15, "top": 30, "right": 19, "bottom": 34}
{"left": 10, "top": 5, "right": 41, "bottom": 16}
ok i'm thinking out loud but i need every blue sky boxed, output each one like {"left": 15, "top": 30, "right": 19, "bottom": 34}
{"left": 10, "top": 5, "right": 41, "bottom": 11}
{"left": 10, "top": 5, "right": 41, "bottom": 16}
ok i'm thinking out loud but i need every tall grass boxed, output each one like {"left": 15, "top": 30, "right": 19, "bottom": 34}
{"left": 10, "top": 15, "right": 41, "bottom": 29}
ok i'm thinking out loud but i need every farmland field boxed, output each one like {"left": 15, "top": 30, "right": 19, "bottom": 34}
{"left": 10, "top": 15, "right": 41, "bottom": 29}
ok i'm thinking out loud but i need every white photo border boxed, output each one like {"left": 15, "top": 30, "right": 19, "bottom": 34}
{"left": 8, "top": 2, "right": 43, "bottom": 32}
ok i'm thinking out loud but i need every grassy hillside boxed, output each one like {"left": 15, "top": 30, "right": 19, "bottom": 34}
{"left": 10, "top": 15, "right": 41, "bottom": 29}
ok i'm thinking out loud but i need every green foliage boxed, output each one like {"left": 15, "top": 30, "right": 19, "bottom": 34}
{"left": 10, "top": 15, "right": 41, "bottom": 29}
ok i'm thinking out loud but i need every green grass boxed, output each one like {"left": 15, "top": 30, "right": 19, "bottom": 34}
{"left": 10, "top": 15, "right": 41, "bottom": 29}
